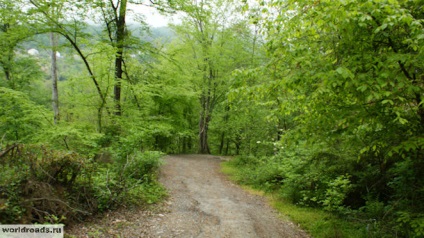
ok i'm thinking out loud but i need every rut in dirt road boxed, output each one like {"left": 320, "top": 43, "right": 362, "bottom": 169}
{"left": 146, "top": 154, "right": 309, "bottom": 238}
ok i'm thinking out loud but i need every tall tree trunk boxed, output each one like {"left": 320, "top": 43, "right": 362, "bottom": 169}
{"left": 198, "top": 48, "right": 215, "bottom": 154}
{"left": 219, "top": 104, "right": 230, "bottom": 154}
{"left": 3, "top": 48, "right": 14, "bottom": 88}
{"left": 219, "top": 131, "right": 225, "bottom": 155}
{"left": 114, "top": 0, "right": 127, "bottom": 116}
{"left": 199, "top": 89, "right": 211, "bottom": 154}
{"left": 50, "top": 32, "right": 59, "bottom": 124}
{"left": 225, "top": 138, "right": 230, "bottom": 155}
{"left": 3, "top": 51, "right": 12, "bottom": 82}
{"left": 199, "top": 108, "right": 211, "bottom": 154}
{"left": 2, "top": 23, "right": 13, "bottom": 84}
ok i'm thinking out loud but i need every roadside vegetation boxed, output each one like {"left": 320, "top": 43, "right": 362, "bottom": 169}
{"left": 222, "top": 152, "right": 423, "bottom": 237}
{"left": 217, "top": 1, "right": 424, "bottom": 237}
{"left": 222, "top": 160, "right": 369, "bottom": 238}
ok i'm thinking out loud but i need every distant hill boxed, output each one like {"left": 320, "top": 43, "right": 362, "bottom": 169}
{"left": 129, "top": 25, "right": 175, "bottom": 43}
{"left": 150, "top": 27, "right": 175, "bottom": 40}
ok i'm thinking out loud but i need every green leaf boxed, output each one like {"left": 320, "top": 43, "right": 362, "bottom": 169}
{"left": 381, "top": 99, "right": 394, "bottom": 105}
{"left": 357, "top": 85, "right": 368, "bottom": 92}
{"left": 336, "top": 67, "right": 354, "bottom": 79}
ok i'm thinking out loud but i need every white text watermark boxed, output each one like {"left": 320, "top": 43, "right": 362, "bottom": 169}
{"left": 0, "top": 224, "right": 63, "bottom": 238}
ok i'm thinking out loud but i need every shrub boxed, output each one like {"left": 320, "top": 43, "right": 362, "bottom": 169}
{"left": 231, "top": 155, "right": 260, "bottom": 166}
{"left": 0, "top": 144, "right": 166, "bottom": 224}
{"left": 0, "top": 145, "right": 93, "bottom": 223}
{"left": 0, "top": 87, "right": 48, "bottom": 143}
{"left": 117, "top": 151, "right": 163, "bottom": 181}
{"left": 90, "top": 150, "right": 165, "bottom": 211}
{"left": 395, "top": 212, "right": 424, "bottom": 238}
{"left": 321, "top": 175, "right": 353, "bottom": 212}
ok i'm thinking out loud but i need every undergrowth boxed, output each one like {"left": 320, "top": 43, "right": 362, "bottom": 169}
{"left": 0, "top": 144, "right": 166, "bottom": 224}
{"left": 221, "top": 157, "right": 414, "bottom": 238}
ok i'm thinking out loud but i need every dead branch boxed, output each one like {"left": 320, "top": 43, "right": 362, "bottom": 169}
{"left": 24, "top": 198, "right": 91, "bottom": 215}
{"left": 0, "top": 143, "right": 18, "bottom": 159}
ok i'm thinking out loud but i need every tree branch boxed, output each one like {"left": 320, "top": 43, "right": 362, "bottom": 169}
{"left": 0, "top": 144, "right": 18, "bottom": 159}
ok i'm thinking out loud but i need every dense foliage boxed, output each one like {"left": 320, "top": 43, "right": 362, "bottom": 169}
{"left": 0, "top": 0, "right": 172, "bottom": 224}
{"left": 223, "top": 0, "right": 424, "bottom": 237}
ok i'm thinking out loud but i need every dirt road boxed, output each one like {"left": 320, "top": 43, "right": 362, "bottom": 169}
{"left": 144, "top": 154, "right": 308, "bottom": 238}
{"left": 67, "top": 154, "right": 309, "bottom": 237}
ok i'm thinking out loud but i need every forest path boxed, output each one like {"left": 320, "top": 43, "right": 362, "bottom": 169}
{"left": 144, "top": 154, "right": 309, "bottom": 238}
{"left": 67, "top": 154, "right": 309, "bottom": 237}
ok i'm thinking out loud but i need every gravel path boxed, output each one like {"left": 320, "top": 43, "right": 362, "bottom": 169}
{"left": 145, "top": 154, "right": 308, "bottom": 238}
{"left": 66, "top": 154, "right": 309, "bottom": 237}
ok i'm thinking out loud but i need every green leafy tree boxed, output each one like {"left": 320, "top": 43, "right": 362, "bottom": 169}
{"left": 28, "top": 0, "right": 112, "bottom": 129}
{"left": 169, "top": 0, "right": 258, "bottom": 153}
{"left": 98, "top": 0, "right": 128, "bottom": 116}
{"left": 0, "top": 87, "right": 49, "bottom": 143}
{"left": 0, "top": 0, "right": 41, "bottom": 90}
{"left": 247, "top": 0, "right": 424, "bottom": 235}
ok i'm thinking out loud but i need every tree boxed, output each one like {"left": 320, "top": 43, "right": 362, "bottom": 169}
{"left": 100, "top": 0, "right": 174, "bottom": 117}
{"left": 211, "top": 20, "right": 267, "bottom": 155}
{"left": 28, "top": 0, "right": 110, "bottom": 129}
{"left": 253, "top": 0, "right": 424, "bottom": 235}
{"left": 50, "top": 32, "right": 60, "bottom": 124}
{"left": 99, "top": 0, "right": 128, "bottom": 116}
{"left": 0, "top": 0, "right": 34, "bottom": 89}
{"left": 48, "top": 0, "right": 60, "bottom": 123}
{"left": 170, "top": 0, "right": 248, "bottom": 153}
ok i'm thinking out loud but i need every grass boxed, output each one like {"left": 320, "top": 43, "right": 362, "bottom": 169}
{"left": 221, "top": 161, "right": 368, "bottom": 238}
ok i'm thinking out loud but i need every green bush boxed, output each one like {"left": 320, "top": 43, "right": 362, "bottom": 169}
{"left": 0, "top": 145, "right": 93, "bottom": 223}
{"left": 117, "top": 151, "right": 163, "bottom": 181}
{"left": 90, "top": 150, "right": 165, "bottom": 211}
{"left": 0, "top": 87, "right": 48, "bottom": 143}
{"left": 395, "top": 212, "right": 424, "bottom": 238}
{"left": 321, "top": 175, "right": 353, "bottom": 212}
{"left": 0, "top": 145, "right": 166, "bottom": 224}
{"left": 227, "top": 156, "right": 285, "bottom": 191}
{"left": 36, "top": 123, "right": 102, "bottom": 155}
{"left": 231, "top": 155, "right": 260, "bottom": 166}
{"left": 126, "top": 182, "right": 167, "bottom": 205}
{"left": 227, "top": 142, "right": 424, "bottom": 237}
